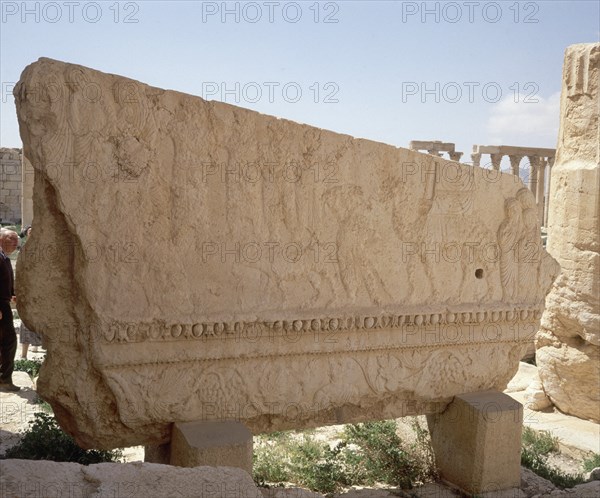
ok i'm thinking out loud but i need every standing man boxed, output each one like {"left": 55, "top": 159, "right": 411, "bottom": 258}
{"left": 0, "top": 228, "right": 20, "bottom": 391}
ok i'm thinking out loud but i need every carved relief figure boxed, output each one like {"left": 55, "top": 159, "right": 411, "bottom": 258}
{"left": 323, "top": 185, "right": 392, "bottom": 304}
{"left": 516, "top": 189, "right": 541, "bottom": 302}
{"left": 497, "top": 198, "right": 522, "bottom": 302}
{"left": 383, "top": 174, "right": 432, "bottom": 301}
{"left": 421, "top": 162, "right": 491, "bottom": 302}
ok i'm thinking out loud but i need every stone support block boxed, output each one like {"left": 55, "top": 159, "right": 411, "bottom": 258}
{"left": 170, "top": 421, "right": 253, "bottom": 474}
{"left": 427, "top": 390, "right": 522, "bottom": 494}
{"left": 144, "top": 442, "right": 171, "bottom": 465}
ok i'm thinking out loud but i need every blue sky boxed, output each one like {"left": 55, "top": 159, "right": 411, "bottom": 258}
{"left": 1, "top": 0, "right": 599, "bottom": 163}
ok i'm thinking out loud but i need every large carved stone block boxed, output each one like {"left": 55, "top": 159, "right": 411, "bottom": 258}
{"left": 537, "top": 43, "right": 600, "bottom": 422}
{"left": 14, "top": 58, "right": 559, "bottom": 448}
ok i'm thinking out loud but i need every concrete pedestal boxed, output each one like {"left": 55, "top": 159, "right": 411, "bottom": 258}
{"left": 427, "top": 390, "right": 523, "bottom": 494}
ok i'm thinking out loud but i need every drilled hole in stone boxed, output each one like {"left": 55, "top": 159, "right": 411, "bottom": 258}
{"left": 475, "top": 268, "right": 484, "bottom": 279}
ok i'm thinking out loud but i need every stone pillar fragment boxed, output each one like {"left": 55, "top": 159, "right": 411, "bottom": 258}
{"left": 490, "top": 153, "right": 503, "bottom": 171}
{"left": 426, "top": 391, "right": 522, "bottom": 494}
{"left": 508, "top": 155, "right": 523, "bottom": 177}
{"left": 543, "top": 157, "right": 554, "bottom": 227}
{"left": 471, "top": 153, "right": 481, "bottom": 167}
{"left": 536, "top": 158, "right": 547, "bottom": 223}
{"left": 536, "top": 43, "right": 600, "bottom": 422}
{"left": 527, "top": 156, "right": 539, "bottom": 199}
{"left": 170, "top": 421, "right": 253, "bottom": 474}
{"left": 448, "top": 151, "right": 463, "bottom": 162}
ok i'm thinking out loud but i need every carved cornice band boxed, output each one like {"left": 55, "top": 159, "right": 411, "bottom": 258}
{"left": 100, "top": 307, "right": 543, "bottom": 344}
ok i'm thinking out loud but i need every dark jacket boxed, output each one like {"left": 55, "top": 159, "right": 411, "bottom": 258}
{"left": 0, "top": 250, "right": 14, "bottom": 303}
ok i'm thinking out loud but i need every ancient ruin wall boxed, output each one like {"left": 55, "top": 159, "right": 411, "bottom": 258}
{"left": 0, "top": 148, "right": 22, "bottom": 223}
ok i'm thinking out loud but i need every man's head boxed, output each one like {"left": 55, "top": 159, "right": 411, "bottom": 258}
{"left": 0, "top": 228, "right": 19, "bottom": 255}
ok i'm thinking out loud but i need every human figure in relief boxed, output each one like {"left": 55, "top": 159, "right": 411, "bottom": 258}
{"left": 516, "top": 188, "right": 541, "bottom": 302}
{"left": 323, "top": 185, "right": 391, "bottom": 304}
{"left": 497, "top": 198, "right": 522, "bottom": 303}
{"left": 518, "top": 208, "right": 541, "bottom": 301}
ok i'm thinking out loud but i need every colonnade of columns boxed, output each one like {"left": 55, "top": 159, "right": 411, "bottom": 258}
{"left": 410, "top": 141, "right": 556, "bottom": 227}
{"left": 471, "top": 145, "right": 555, "bottom": 227}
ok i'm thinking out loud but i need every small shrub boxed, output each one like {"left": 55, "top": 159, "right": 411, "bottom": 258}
{"left": 253, "top": 432, "right": 292, "bottom": 486}
{"left": 32, "top": 396, "right": 53, "bottom": 413}
{"left": 522, "top": 427, "right": 559, "bottom": 455}
{"left": 254, "top": 432, "right": 353, "bottom": 494}
{"left": 410, "top": 418, "right": 437, "bottom": 479}
{"left": 253, "top": 419, "right": 436, "bottom": 495}
{"left": 14, "top": 358, "right": 43, "bottom": 378}
{"left": 583, "top": 453, "right": 600, "bottom": 473}
{"left": 4, "top": 412, "right": 122, "bottom": 464}
{"left": 521, "top": 449, "right": 584, "bottom": 488}
{"left": 521, "top": 427, "right": 584, "bottom": 488}
{"left": 289, "top": 438, "right": 350, "bottom": 494}
{"left": 343, "top": 420, "right": 434, "bottom": 489}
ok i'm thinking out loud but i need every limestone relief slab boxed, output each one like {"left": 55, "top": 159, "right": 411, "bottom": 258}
{"left": 15, "top": 58, "right": 559, "bottom": 448}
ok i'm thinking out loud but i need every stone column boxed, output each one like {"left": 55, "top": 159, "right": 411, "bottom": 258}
{"left": 427, "top": 150, "right": 442, "bottom": 157}
{"left": 508, "top": 155, "right": 523, "bottom": 178}
{"left": 448, "top": 152, "right": 463, "bottom": 162}
{"left": 471, "top": 153, "right": 481, "bottom": 168}
{"left": 537, "top": 157, "right": 547, "bottom": 223}
{"left": 536, "top": 43, "right": 600, "bottom": 422}
{"left": 527, "top": 156, "right": 539, "bottom": 199}
{"left": 490, "top": 153, "right": 503, "bottom": 171}
{"left": 427, "top": 391, "right": 522, "bottom": 494}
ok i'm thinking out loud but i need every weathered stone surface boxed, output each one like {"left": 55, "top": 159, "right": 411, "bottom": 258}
{"left": 427, "top": 391, "right": 523, "bottom": 494}
{"left": 546, "top": 481, "right": 600, "bottom": 497}
{"left": 0, "top": 460, "right": 262, "bottom": 498}
{"left": 14, "top": 58, "right": 558, "bottom": 448}
{"left": 587, "top": 468, "right": 600, "bottom": 482}
{"left": 262, "top": 488, "right": 324, "bottom": 498}
{"left": 0, "top": 148, "right": 23, "bottom": 223}
{"left": 519, "top": 468, "right": 555, "bottom": 497}
{"left": 505, "top": 361, "right": 537, "bottom": 393}
{"left": 170, "top": 421, "right": 253, "bottom": 472}
{"left": 21, "top": 153, "right": 34, "bottom": 228}
{"left": 523, "top": 373, "right": 553, "bottom": 411}
{"left": 536, "top": 43, "right": 600, "bottom": 422}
